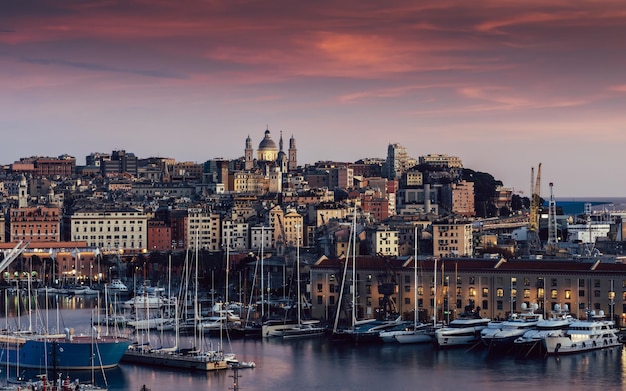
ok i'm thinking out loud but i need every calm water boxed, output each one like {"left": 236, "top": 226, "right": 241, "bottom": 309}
{"left": 2, "top": 296, "right": 625, "bottom": 391}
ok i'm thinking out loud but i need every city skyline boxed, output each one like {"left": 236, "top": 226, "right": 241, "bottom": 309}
{"left": 2, "top": 1, "right": 625, "bottom": 197}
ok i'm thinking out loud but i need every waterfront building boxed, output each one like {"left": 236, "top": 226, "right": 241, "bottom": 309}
{"left": 310, "top": 255, "right": 626, "bottom": 327}
{"left": 10, "top": 205, "right": 61, "bottom": 243}
{"left": 70, "top": 207, "right": 148, "bottom": 252}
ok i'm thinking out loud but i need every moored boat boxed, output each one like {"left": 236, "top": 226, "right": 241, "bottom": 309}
{"left": 0, "top": 329, "right": 132, "bottom": 370}
{"left": 434, "top": 305, "right": 490, "bottom": 348}
{"left": 481, "top": 303, "right": 544, "bottom": 353}
{"left": 513, "top": 304, "right": 575, "bottom": 357}
{"left": 544, "top": 310, "right": 621, "bottom": 355}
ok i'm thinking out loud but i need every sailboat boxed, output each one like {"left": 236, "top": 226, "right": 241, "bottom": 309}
{"left": 382, "top": 227, "right": 434, "bottom": 344}
{"left": 267, "top": 225, "right": 324, "bottom": 338}
{"left": 122, "top": 231, "right": 229, "bottom": 371}
{"left": 331, "top": 207, "right": 403, "bottom": 343}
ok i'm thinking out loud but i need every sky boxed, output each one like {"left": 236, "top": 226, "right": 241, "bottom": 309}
{"left": 1, "top": 1, "right": 625, "bottom": 198}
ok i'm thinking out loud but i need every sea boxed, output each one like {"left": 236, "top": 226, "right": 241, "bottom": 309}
{"left": 554, "top": 197, "right": 626, "bottom": 216}
{"left": 1, "top": 296, "right": 624, "bottom": 391}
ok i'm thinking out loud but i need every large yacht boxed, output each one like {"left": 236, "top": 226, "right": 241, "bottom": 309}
{"left": 543, "top": 310, "right": 621, "bottom": 355}
{"left": 513, "top": 304, "right": 575, "bottom": 356}
{"left": 481, "top": 303, "right": 544, "bottom": 353}
{"left": 435, "top": 306, "right": 491, "bottom": 348}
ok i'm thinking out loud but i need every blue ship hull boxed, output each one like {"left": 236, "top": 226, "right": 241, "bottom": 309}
{"left": 0, "top": 334, "right": 132, "bottom": 370}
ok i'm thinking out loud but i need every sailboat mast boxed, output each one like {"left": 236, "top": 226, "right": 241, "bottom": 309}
{"left": 413, "top": 227, "right": 418, "bottom": 329}
{"left": 261, "top": 226, "right": 265, "bottom": 320}
{"left": 351, "top": 206, "right": 357, "bottom": 327}
{"left": 296, "top": 224, "right": 301, "bottom": 326}
{"left": 433, "top": 258, "right": 437, "bottom": 327}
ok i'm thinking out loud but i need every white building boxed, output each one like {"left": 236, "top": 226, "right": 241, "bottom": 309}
{"left": 70, "top": 208, "right": 148, "bottom": 252}
{"left": 369, "top": 226, "right": 399, "bottom": 256}
{"left": 187, "top": 208, "right": 221, "bottom": 251}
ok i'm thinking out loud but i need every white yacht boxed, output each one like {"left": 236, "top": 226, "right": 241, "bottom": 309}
{"left": 481, "top": 303, "right": 543, "bottom": 353}
{"left": 435, "top": 306, "right": 491, "bottom": 348}
{"left": 107, "top": 278, "right": 129, "bottom": 293}
{"left": 544, "top": 310, "right": 621, "bottom": 355}
{"left": 513, "top": 304, "right": 575, "bottom": 356}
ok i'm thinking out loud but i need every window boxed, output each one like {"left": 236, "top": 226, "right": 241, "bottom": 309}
{"left": 482, "top": 287, "right": 488, "bottom": 298}
{"left": 523, "top": 289, "right": 531, "bottom": 298}
{"left": 551, "top": 279, "right": 558, "bottom": 287}
{"left": 565, "top": 290, "right": 571, "bottom": 299}
{"left": 469, "top": 287, "right": 476, "bottom": 297}
{"left": 551, "top": 289, "right": 558, "bottom": 299}
{"left": 594, "top": 279, "right": 601, "bottom": 288}
{"left": 317, "top": 283, "right": 322, "bottom": 293}
{"left": 496, "top": 288, "right": 504, "bottom": 298}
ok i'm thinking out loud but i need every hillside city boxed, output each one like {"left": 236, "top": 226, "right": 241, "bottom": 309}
{"left": 1, "top": 128, "right": 626, "bottom": 326}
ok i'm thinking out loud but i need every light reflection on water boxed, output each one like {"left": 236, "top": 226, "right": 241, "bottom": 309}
{"left": 1, "top": 295, "right": 624, "bottom": 391}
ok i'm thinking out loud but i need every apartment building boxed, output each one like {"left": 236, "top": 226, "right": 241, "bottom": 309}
{"left": 70, "top": 208, "right": 148, "bottom": 252}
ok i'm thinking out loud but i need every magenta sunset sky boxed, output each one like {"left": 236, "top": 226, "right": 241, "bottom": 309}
{"left": 1, "top": 1, "right": 625, "bottom": 197}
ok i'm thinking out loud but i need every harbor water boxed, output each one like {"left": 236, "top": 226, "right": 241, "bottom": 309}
{"left": 2, "top": 296, "right": 625, "bottom": 391}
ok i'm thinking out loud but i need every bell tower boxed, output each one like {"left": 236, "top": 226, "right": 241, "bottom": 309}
{"left": 288, "top": 135, "right": 297, "bottom": 171}
{"left": 245, "top": 135, "right": 254, "bottom": 170}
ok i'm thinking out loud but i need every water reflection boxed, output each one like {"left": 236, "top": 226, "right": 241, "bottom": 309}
{"left": 0, "top": 294, "right": 623, "bottom": 391}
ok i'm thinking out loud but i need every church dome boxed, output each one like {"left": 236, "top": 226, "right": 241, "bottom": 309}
{"left": 258, "top": 129, "right": 278, "bottom": 161}
{"left": 258, "top": 129, "right": 278, "bottom": 151}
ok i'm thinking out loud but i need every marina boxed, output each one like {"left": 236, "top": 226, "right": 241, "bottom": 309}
{"left": 0, "top": 294, "right": 624, "bottom": 390}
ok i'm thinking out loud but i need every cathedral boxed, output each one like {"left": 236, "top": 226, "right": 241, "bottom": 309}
{"left": 244, "top": 127, "right": 297, "bottom": 173}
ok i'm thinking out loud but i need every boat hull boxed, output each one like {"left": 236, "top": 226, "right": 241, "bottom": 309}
{"left": 121, "top": 349, "right": 228, "bottom": 371}
{"left": 544, "top": 334, "right": 622, "bottom": 355}
{"left": 0, "top": 334, "right": 132, "bottom": 370}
